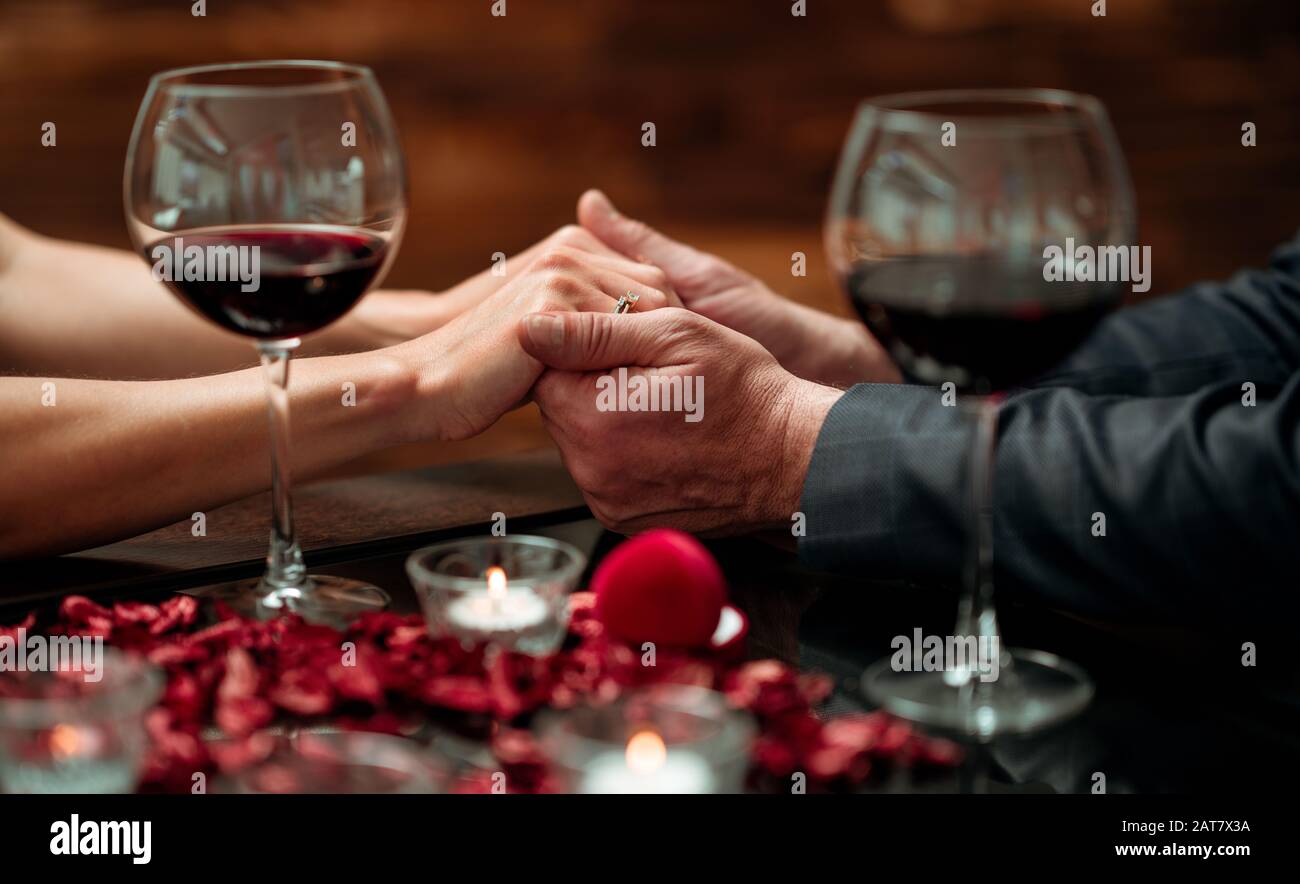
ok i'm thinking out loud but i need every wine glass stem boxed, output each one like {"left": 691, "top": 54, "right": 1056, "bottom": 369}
{"left": 955, "top": 394, "right": 1002, "bottom": 729}
{"left": 258, "top": 341, "right": 308, "bottom": 596}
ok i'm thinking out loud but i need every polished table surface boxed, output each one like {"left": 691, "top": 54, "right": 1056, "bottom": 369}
{"left": 2, "top": 449, "right": 1297, "bottom": 794}
{"left": 0, "top": 448, "right": 586, "bottom": 610}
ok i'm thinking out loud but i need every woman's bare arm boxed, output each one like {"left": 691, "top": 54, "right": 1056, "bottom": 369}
{"left": 0, "top": 215, "right": 636, "bottom": 380}
{"left": 0, "top": 230, "right": 673, "bottom": 560}
{"left": 0, "top": 351, "right": 415, "bottom": 558}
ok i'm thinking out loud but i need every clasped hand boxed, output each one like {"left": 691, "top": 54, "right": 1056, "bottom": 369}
{"left": 386, "top": 192, "right": 868, "bottom": 538}
{"left": 495, "top": 191, "right": 880, "bottom": 536}
{"left": 385, "top": 223, "right": 679, "bottom": 443}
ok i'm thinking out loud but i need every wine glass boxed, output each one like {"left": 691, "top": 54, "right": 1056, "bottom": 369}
{"left": 825, "top": 90, "right": 1134, "bottom": 739}
{"left": 124, "top": 61, "right": 407, "bottom": 623}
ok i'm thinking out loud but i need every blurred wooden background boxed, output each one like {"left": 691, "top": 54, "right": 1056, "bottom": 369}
{"left": 1, "top": 0, "right": 1297, "bottom": 471}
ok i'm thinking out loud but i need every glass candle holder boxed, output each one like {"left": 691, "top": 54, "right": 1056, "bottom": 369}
{"left": 0, "top": 648, "right": 162, "bottom": 794}
{"left": 406, "top": 535, "right": 586, "bottom": 656}
{"left": 537, "top": 685, "right": 756, "bottom": 794}
{"left": 230, "top": 731, "right": 447, "bottom": 794}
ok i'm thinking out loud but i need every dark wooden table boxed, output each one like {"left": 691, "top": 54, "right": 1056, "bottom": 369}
{"left": 2, "top": 449, "right": 1296, "bottom": 794}
{"left": 0, "top": 449, "right": 587, "bottom": 611}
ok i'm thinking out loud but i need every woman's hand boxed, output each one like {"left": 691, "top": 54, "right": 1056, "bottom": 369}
{"left": 337, "top": 224, "right": 661, "bottom": 346}
{"left": 391, "top": 242, "right": 678, "bottom": 443}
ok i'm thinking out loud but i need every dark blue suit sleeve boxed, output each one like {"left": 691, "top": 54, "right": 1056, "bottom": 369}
{"left": 798, "top": 235, "right": 1300, "bottom": 623}
{"left": 1030, "top": 233, "right": 1300, "bottom": 395}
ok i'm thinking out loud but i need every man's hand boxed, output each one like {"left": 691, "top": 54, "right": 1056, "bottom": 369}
{"left": 393, "top": 244, "right": 677, "bottom": 443}
{"left": 518, "top": 307, "right": 843, "bottom": 536}
{"left": 576, "top": 189, "right": 900, "bottom": 387}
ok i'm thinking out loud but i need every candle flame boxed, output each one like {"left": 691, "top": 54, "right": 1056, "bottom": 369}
{"left": 49, "top": 723, "right": 82, "bottom": 759}
{"left": 486, "top": 566, "right": 508, "bottom": 601}
{"left": 625, "top": 729, "right": 667, "bottom": 775}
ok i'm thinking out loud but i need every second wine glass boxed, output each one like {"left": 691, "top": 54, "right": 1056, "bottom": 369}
{"left": 124, "top": 60, "right": 408, "bottom": 623}
{"left": 826, "top": 90, "right": 1134, "bottom": 739}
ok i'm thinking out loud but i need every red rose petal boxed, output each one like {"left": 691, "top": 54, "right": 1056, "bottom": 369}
{"left": 420, "top": 675, "right": 494, "bottom": 714}
{"left": 217, "top": 648, "right": 261, "bottom": 703}
{"left": 4, "top": 532, "right": 964, "bottom": 796}
{"left": 151, "top": 596, "right": 200, "bottom": 635}
{"left": 60, "top": 595, "right": 112, "bottom": 624}
{"left": 269, "top": 669, "right": 334, "bottom": 717}
{"left": 215, "top": 696, "right": 274, "bottom": 737}
{"left": 113, "top": 601, "right": 161, "bottom": 627}
{"left": 328, "top": 658, "right": 384, "bottom": 706}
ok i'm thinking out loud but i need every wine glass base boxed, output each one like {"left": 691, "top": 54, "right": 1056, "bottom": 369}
{"left": 861, "top": 648, "right": 1093, "bottom": 741}
{"left": 187, "top": 575, "right": 390, "bottom": 627}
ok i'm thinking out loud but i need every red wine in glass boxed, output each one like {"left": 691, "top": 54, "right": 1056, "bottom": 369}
{"left": 146, "top": 227, "right": 388, "bottom": 339}
{"left": 125, "top": 61, "right": 408, "bottom": 624}
{"left": 847, "top": 255, "right": 1122, "bottom": 393}
{"left": 828, "top": 91, "right": 1136, "bottom": 741}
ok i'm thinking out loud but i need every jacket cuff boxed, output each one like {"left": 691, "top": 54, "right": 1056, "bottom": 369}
{"left": 797, "top": 383, "right": 969, "bottom": 581}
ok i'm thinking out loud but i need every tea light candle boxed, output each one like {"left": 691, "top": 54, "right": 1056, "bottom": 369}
{"left": 0, "top": 649, "right": 161, "bottom": 795}
{"left": 6, "top": 723, "right": 134, "bottom": 794}
{"left": 581, "top": 729, "right": 715, "bottom": 794}
{"left": 446, "top": 567, "right": 549, "bottom": 639}
{"left": 408, "top": 537, "right": 584, "bottom": 657}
